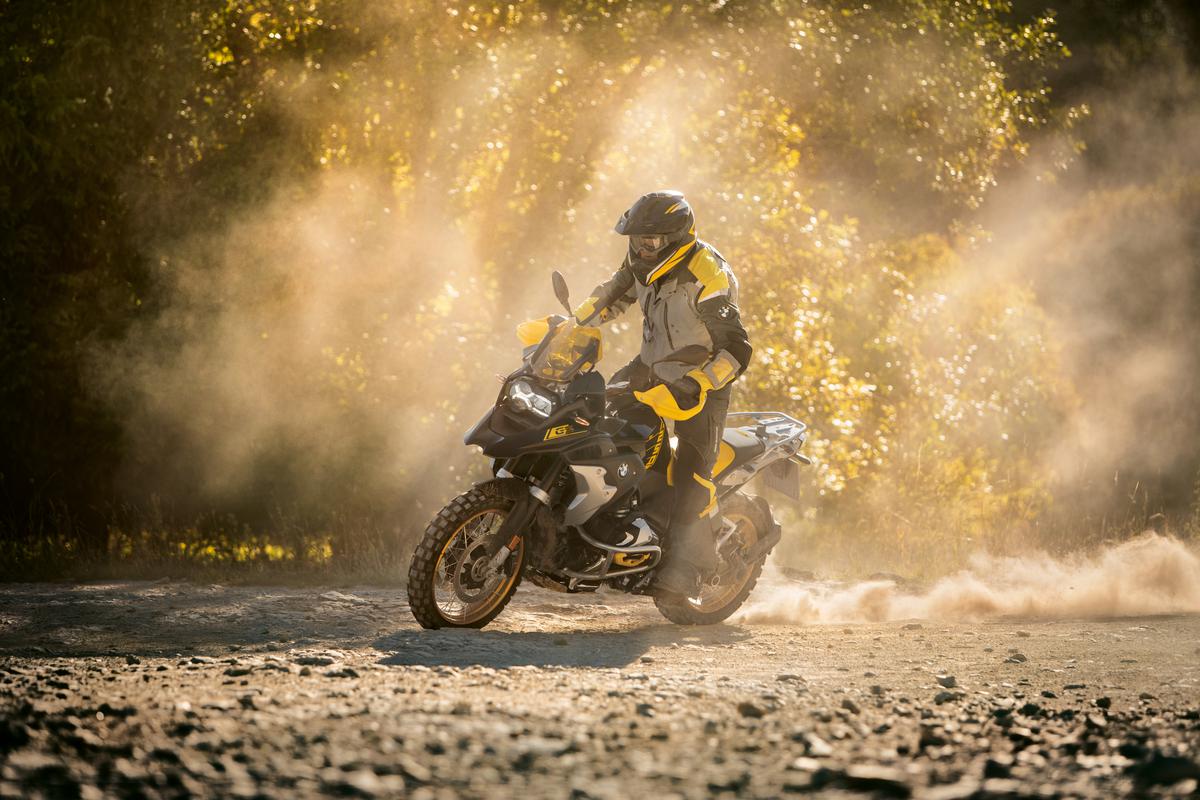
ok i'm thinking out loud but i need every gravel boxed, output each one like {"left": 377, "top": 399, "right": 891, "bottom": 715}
{"left": 0, "top": 581, "right": 1198, "bottom": 798}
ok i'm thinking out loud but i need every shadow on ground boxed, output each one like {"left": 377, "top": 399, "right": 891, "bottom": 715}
{"left": 373, "top": 624, "right": 751, "bottom": 669}
{"left": 0, "top": 582, "right": 397, "bottom": 657}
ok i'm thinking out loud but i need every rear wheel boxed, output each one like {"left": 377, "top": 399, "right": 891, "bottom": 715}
{"left": 407, "top": 482, "right": 526, "bottom": 629}
{"left": 654, "top": 492, "right": 771, "bottom": 625}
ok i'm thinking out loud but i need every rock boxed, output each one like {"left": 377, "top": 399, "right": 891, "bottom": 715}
{"left": 1119, "top": 742, "right": 1150, "bottom": 760}
{"left": 1138, "top": 692, "right": 1156, "bottom": 701}
{"left": 777, "top": 673, "right": 804, "bottom": 683}
{"left": 1006, "top": 726, "right": 1036, "bottom": 747}
{"left": 707, "top": 773, "right": 750, "bottom": 792}
{"left": 1064, "top": 683, "right": 1086, "bottom": 690}
{"left": 1041, "top": 690, "right": 1057, "bottom": 699}
{"left": 168, "top": 721, "right": 199, "bottom": 738}
{"left": 1094, "top": 697, "right": 1112, "bottom": 710}
{"left": 293, "top": 655, "right": 335, "bottom": 667}
{"left": 737, "top": 701, "right": 766, "bottom": 719}
{"left": 1016, "top": 630, "right": 1031, "bottom": 638}
{"left": 811, "top": 765, "right": 912, "bottom": 798}
{"left": 0, "top": 719, "right": 30, "bottom": 753}
{"left": 936, "top": 675, "right": 957, "bottom": 688}
{"left": 1004, "top": 653, "right": 1027, "bottom": 664}
{"left": 323, "top": 667, "right": 360, "bottom": 679}
{"left": 902, "top": 623, "right": 923, "bottom": 631}
{"left": 984, "top": 754, "right": 1014, "bottom": 778}
{"left": 393, "top": 754, "right": 432, "bottom": 783}
{"left": 223, "top": 666, "right": 253, "bottom": 677}
{"left": 796, "top": 732, "right": 834, "bottom": 757}
{"left": 124, "top": 655, "right": 141, "bottom": 665}
{"left": 840, "top": 698, "right": 860, "bottom": 715}
{"left": 920, "top": 725, "right": 948, "bottom": 748}
{"left": 1018, "top": 702, "right": 1042, "bottom": 717}
{"left": 1127, "top": 753, "right": 1200, "bottom": 787}
{"left": 324, "top": 769, "right": 383, "bottom": 797}
{"left": 1085, "top": 713, "right": 1108, "bottom": 730}
{"left": 934, "top": 691, "right": 962, "bottom": 705}
{"left": 870, "top": 685, "right": 886, "bottom": 696}
{"left": 635, "top": 703, "right": 655, "bottom": 718}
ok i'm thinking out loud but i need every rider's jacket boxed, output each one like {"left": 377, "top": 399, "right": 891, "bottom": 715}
{"left": 576, "top": 240, "right": 752, "bottom": 390}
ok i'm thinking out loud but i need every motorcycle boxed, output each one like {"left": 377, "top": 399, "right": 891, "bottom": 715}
{"left": 406, "top": 271, "right": 810, "bottom": 629}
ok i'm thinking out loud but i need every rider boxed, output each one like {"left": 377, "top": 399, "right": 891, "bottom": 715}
{"left": 573, "top": 191, "right": 752, "bottom": 596}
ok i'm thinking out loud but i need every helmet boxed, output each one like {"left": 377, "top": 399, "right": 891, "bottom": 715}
{"left": 614, "top": 190, "right": 697, "bottom": 283}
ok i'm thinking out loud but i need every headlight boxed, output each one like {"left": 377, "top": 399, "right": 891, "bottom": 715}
{"left": 508, "top": 379, "right": 554, "bottom": 418}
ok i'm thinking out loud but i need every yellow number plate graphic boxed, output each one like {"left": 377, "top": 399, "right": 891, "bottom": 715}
{"left": 543, "top": 424, "right": 585, "bottom": 441}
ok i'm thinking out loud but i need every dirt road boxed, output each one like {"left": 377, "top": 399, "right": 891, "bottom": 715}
{"left": 1, "top": 578, "right": 1198, "bottom": 798}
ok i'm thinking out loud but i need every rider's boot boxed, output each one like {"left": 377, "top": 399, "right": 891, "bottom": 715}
{"left": 651, "top": 516, "right": 719, "bottom": 597}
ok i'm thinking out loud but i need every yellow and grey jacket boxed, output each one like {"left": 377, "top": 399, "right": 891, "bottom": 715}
{"left": 575, "top": 240, "right": 752, "bottom": 391}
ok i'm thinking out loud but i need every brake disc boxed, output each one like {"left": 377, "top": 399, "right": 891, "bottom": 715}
{"left": 452, "top": 541, "right": 504, "bottom": 604}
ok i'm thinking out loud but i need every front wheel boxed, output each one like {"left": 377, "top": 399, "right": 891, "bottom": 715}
{"left": 655, "top": 492, "right": 772, "bottom": 625}
{"left": 407, "top": 481, "right": 526, "bottom": 629}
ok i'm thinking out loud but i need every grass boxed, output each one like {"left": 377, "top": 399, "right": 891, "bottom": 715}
{"left": 0, "top": 509, "right": 415, "bottom": 585}
{"left": 3, "top": 480, "right": 1198, "bottom": 585}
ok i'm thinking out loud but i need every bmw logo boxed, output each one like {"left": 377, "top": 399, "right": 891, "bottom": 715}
{"left": 617, "top": 462, "right": 629, "bottom": 478}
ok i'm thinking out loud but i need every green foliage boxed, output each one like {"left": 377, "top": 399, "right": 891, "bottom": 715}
{"left": 0, "top": 0, "right": 1153, "bottom": 577}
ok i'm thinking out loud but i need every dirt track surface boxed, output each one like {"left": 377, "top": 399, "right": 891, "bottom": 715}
{"left": 1, "top": 580, "right": 1198, "bottom": 799}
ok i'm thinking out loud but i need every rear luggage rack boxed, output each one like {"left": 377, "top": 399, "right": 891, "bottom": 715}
{"left": 724, "top": 411, "right": 808, "bottom": 453}
{"left": 719, "top": 411, "right": 811, "bottom": 494}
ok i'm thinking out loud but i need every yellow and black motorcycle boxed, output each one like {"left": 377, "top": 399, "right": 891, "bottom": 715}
{"left": 407, "top": 272, "right": 810, "bottom": 629}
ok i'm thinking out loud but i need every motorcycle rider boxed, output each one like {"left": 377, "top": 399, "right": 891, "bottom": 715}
{"left": 573, "top": 191, "right": 752, "bottom": 596}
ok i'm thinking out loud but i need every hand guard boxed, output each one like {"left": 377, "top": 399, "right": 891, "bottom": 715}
{"left": 634, "top": 370, "right": 715, "bottom": 421}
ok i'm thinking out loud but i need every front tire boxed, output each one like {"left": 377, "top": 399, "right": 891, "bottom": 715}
{"left": 655, "top": 492, "right": 772, "bottom": 625}
{"left": 407, "top": 481, "right": 526, "bottom": 629}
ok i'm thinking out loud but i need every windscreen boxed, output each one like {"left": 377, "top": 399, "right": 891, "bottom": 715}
{"left": 528, "top": 318, "right": 602, "bottom": 381}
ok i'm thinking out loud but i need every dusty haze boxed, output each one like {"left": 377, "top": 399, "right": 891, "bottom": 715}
{"left": 84, "top": 3, "right": 1200, "bottom": 575}
{"left": 737, "top": 532, "right": 1200, "bottom": 624}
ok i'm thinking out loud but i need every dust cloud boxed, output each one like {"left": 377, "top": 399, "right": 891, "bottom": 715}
{"left": 91, "top": 170, "right": 505, "bottom": 521}
{"left": 85, "top": 5, "right": 1200, "bottom": 569}
{"left": 736, "top": 533, "right": 1200, "bottom": 624}
{"left": 975, "top": 31, "right": 1200, "bottom": 520}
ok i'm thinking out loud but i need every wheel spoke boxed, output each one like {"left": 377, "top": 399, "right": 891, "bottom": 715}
{"left": 690, "top": 513, "right": 757, "bottom": 611}
{"left": 431, "top": 509, "right": 523, "bottom": 624}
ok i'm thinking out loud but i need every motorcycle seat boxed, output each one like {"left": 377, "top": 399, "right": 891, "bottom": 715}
{"left": 714, "top": 426, "right": 765, "bottom": 477}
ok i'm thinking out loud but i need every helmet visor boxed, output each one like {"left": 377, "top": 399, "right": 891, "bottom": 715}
{"left": 630, "top": 233, "right": 668, "bottom": 260}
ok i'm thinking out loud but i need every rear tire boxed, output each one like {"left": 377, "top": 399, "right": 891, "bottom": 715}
{"left": 654, "top": 492, "right": 772, "bottom": 625}
{"left": 407, "top": 481, "right": 526, "bottom": 630}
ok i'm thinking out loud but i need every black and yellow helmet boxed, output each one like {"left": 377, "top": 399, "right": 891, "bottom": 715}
{"left": 614, "top": 190, "right": 697, "bottom": 283}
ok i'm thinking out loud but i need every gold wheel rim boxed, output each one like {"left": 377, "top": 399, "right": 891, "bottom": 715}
{"left": 432, "top": 508, "right": 524, "bottom": 624}
{"left": 687, "top": 511, "right": 758, "bottom": 611}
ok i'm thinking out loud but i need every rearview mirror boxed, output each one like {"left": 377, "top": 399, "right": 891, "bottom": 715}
{"left": 551, "top": 270, "right": 571, "bottom": 314}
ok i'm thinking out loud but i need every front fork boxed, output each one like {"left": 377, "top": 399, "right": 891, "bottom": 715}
{"left": 483, "top": 499, "right": 535, "bottom": 574}
{"left": 481, "top": 463, "right": 562, "bottom": 571}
